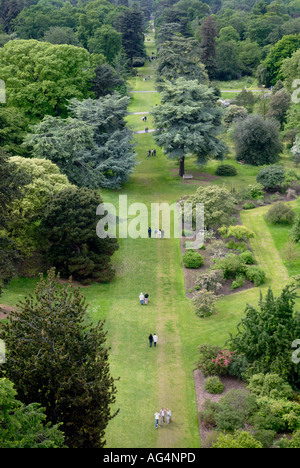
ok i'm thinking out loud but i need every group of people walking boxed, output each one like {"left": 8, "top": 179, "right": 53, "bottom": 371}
{"left": 148, "top": 227, "right": 164, "bottom": 238}
{"left": 147, "top": 148, "right": 156, "bottom": 157}
{"left": 139, "top": 292, "right": 149, "bottom": 305}
{"left": 154, "top": 408, "right": 172, "bottom": 428}
{"left": 148, "top": 333, "right": 158, "bottom": 348}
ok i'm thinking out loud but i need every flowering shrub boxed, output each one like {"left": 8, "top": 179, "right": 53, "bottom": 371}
{"left": 197, "top": 345, "right": 235, "bottom": 377}
{"left": 212, "top": 350, "right": 236, "bottom": 373}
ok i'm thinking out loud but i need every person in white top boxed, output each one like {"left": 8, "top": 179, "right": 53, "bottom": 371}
{"left": 166, "top": 408, "right": 171, "bottom": 424}
{"left": 154, "top": 411, "right": 160, "bottom": 429}
{"left": 153, "top": 333, "right": 158, "bottom": 347}
{"left": 139, "top": 293, "right": 144, "bottom": 305}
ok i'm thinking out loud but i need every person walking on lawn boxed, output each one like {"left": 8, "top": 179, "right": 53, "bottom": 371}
{"left": 153, "top": 333, "right": 158, "bottom": 347}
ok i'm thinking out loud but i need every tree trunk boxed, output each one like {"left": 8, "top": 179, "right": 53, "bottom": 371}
{"left": 179, "top": 156, "right": 185, "bottom": 177}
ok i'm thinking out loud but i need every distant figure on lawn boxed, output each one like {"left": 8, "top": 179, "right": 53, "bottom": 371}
{"left": 154, "top": 228, "right": 158, "bottom": 238}
{"left": 139, "top": 292, "right": 144, "bottom": 305}
{"left": 149, "top": 333, "right": 153, "bottom": 347}
{"left": 166, "top": 408, "right": 171, "bottom": 423}
{"left": 154, "top": 411, "right": 160, "bottom": 429}
{"left": 153, "top": 333, "right": 158, "bottom": 347}
{"left": 145, "top": 292, "right": 149, "bottom": 304}
{"left": 148, "top": 227, "right": 151, "bottom": 238}
{"left": 158, "top": 229, "right": 162, "bottom": 239}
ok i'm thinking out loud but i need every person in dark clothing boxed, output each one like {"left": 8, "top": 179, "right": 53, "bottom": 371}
{"left": 148, "top": 227, "right": 151, "bottom": 238}
{"left": 149, "top": 334, "right": 153, "bottom": 348}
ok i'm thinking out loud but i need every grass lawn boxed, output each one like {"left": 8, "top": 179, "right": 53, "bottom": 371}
{"left": 1, "top": 24, "right": 300, "bottom": 449}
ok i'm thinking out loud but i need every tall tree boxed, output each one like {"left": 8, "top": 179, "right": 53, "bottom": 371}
{"left": 0, "top": 149, "right": 30, "bottom": 295}
{"left": 227, "top": 282, "right": 300, "bottom": 387}
{"left": 156, "top": 36, "right": 208, "bottom": 87}
{"left": 200, "top": 15, "right": 218, "bottom": 80}
{"left": 0, "top": 268, "right": 118, "bottom": 447}
{"left": 0, "top": 39, "right": 95, "bottom": 119}
{"left": 233, "top": 114, "right": 283, "bottom": 165}
{"left": 24, "top": 94, "right": 136, "bottom": 189}
{"left": 115, "top": 9, "right": 146, "bottom": 71}
{"left": 152, "top": 78, "right": 226, "bottom": 176}
{"left": 0, "top": 378, "right": 65, "bottom": 448}
{"left": 40, "top": 188, "right": 119, "bottom": 284}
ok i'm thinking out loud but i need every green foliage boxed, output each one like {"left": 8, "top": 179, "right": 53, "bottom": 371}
{"left": 198, "top": 399, "right": 218, "bottom": 428}
{"left": 226, "top": 240, "right": 248, "bottom": 252}
{"left": 233, "top": 115, "right": 283, "bottom": 166}
{"left": 220, "top": 225, "right": 254, "bottom": 241}
{"left": 227, "top": 283, "right": 300, "bottom": 386}
{"left": 247, "top": 373, "right": 294, "bottom": 400}
{"left": 245, "top": 266, "right": 266, "bottom": 286}
{"left": 187, "top": 186, "right": 236, "bottom": 230}
{"left": 0, "top": 268, "right": 118, "bottom": 448}
{"left": 214, "top": 389, "right": 258, "bottom": 432}
{"left": 182, "top": 249, "right": 203, "bottom": 268}
{"left": 204, "top": 376, "right": 225, "bottom": 394}
{"left": 152, "top": 78, "right": 227, "bottom": 173}
{"left": 276, "top": 429, "right": 300, "bottom": 448}
{"left": 41, "top": 187, "right": 119, "bottom": 284}
{"left": 24, "top": 94, "right": 136, "bottom": 189}
{"left": 213, "top": 253, "right": 245, "bottom": 279}
{"left": 266, "top": 201, "right": 295, "bottom": 224}
{"left": 262, "top": 34, "right": 300, "bottom": 86}
{"left": 290, "top": 213, "right": 300, "bottom": 242}
{"left": 115, "top": 9, "right": 146, "bottom": 70}
{"left": 156, "top": 36, "right": 208, "bottom": 85}
{"left": 223, "top": 105, "right": 248, "bottom": 127}
{"left": 242, "top": 202, "right": 256, "bottom": 210}
{"left": 256, "top": 165, "right": 286, "bottom": 191}
{"left": 215, "top": 164, "right": 237, "bottom": 176}
{"left": 0, "top": 378, "right": 65, "bottom": 448}
{"left": 239, "top": 250, "right": 256, "bottom": 265}
{"left": 230, "top": 274, "right": 245, "bottom": 290}
{"left": 252, "top": 429, "right": 276, "bottom": 448}
{"left": 212, "top": 430, "right": 263, "bottom": 448}
{"left": 0, "top": 39, "right": 95, "bottom": 119}
{"left": 7, "top": 157, "right": 74, "bottom": 256}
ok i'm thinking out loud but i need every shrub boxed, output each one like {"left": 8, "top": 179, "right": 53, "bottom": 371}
{"left": 182, "top": 250, "right": 204, "bottom": 268}
{"left": 245, "top": 266, "right": 266, "bottom": 286}
{"left": 247, "top": 373, "right": 294, "bottom": 400}
{"left": 230, "top": 274, "right": 245, "bottom": 290}
{"left": 266, "top": 202, "right": 295, "bottom": 225}
{"left": 198, "top": 399, "right": 218, "bottom": 428}
{"left": 239, "top": 250, "right": 255, "bottom": 265}
{"left": 256, "top": 165, "right": 285, "bottom": 191}
{"left": 223, "top": 105, "right": 248, "bottom": 127}
{"left": 252, "top": 429, "right": 276, "bottom": 448}
{"left": 204, "top": 376, "right": 225, "bottom": 394}
{"left": 212, "top": 430, "right": 263, "bottom": 448}
{"left": 228, "top": 354, "right": 249, "bottom": 380}
{"left": 233, "top": 114, "right": 283, "bottom": 166}
{"left": 213, "top": 253, "right": 245, "bottom": 279}
{"left": 215, "top": 164, "right": 237, "bottom": 176}
{"left": 195, "top": 269, "right": 224, "bottom": 293}
{"left": 242, "top": 202, "right": 256, "bottom": 210}
{"left": 226, "top": 240, "right": 248, "bottom": 252}
{"left": 192, "top": 289, "right": 218, "bottom": 317}
{"left": 215, "top": 389, "right": 258, "bottom": 432}
{"left": 132, "top": 57, "right": 145, "bottom": 67}
{"left": 275, "top": 429, "right": 300, "bottom": 448}
{"left": 197, "top": 345, "right": 230, "bottom": 377}
{"left": 220, "top": 225, "right": 254, "bottom": 241}
{"left": 206, "top": 240, "right": 228, "bottom": 259}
